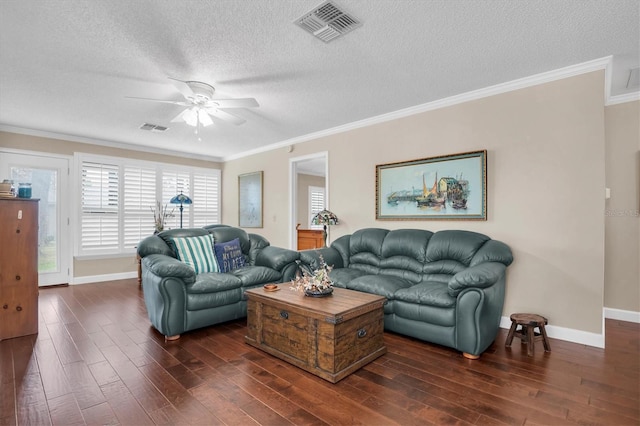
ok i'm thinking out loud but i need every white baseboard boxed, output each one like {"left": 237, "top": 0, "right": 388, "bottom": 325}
{"left": 604, "top": 307, "right": 640, "bottom": 323}
{"left": 500, "top": 316, "right": 605, "bottom": 349}
{"left": 72, "top": 271, "right": 137, "bottom": 285}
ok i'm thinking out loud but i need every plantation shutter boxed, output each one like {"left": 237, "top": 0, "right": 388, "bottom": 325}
{"left": 81, "top": 161, "right": 119, "bottom": 251}
{"left": 123, "top": 166, "right": 156, "bottom": 248}
{"left": 309, "top": 186, "right": 325, "bottom": 229}
{"left": 163, "top": 170, "right": 191, "bottom": 229}
{"left": 192, "top": 170, "right": 221, "bottom": 227}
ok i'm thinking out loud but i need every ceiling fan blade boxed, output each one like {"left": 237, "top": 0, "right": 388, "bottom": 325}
{"left": 209, "top": 98, "right": 259, "bottom": 108}
{"left": 168, "top": 77, "right": 195, "bottom": 99}
{"left": 125, "top": 96, "right": 191, "bottom": 106}
{"left": 170, "top": 109, "right": 188, "bottom": 123}
{"left": 206, "top": 108, "right": 246, "bottom": 125}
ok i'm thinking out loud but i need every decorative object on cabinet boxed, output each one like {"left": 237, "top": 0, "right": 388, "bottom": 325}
{"left": 311, "top": 209, "right": 338, "bottom": 247}
{"left": 0, "top": 198, "right": 39, "bottom": 340}
{"left": 238, "top": 171, "right": 263, "bottom": 228}
{"left": 296, "top": 223, "right": 324, "bottom": 250}
{"left": 376, "top": 150, "right": 487, "bottom": 220}
{"left": 169, "top": 192, "right": 192, "bottom": 228}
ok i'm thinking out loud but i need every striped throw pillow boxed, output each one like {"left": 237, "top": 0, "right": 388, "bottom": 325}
{"left": 171, "top": 234, "right": 219, "bottom": 274}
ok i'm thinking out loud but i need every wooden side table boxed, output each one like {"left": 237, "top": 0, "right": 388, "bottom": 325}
{"left": 505, "top": 313, "right": 551, "bottom": 356}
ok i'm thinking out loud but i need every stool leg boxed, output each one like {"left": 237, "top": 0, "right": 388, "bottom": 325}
{"left": 505, "top": 321, "right": 517, "bottom": 347}
{"left": 526, "top": 325, "right": 534, "bottom": 356}
{"left": 540, "top": 324, "right": 551, "bottom": 352}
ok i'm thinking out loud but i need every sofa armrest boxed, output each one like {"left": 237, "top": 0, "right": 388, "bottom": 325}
{"left": 448, "top": 262, "right": 506, "bottom": 297}
{"left": 143, "top": 254, "right": 196, "bottom": 285}
{"left": 299, "top": 247, "right": 344, "bottom": 271}
{"left": 255, "top": 246, "right": 300, "bottom": 271}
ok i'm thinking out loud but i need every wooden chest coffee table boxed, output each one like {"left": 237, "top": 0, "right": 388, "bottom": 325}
{"left": 245, "top": 286, "right": 386, "bottom": 383}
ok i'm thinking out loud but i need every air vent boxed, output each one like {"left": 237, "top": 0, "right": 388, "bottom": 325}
{"left": 627, "top": 67, "right": 640, "bottom": 89}
{"left": 139, "top": 123, "right": 168, "bottom": 132}
{"left": 294, "top": 1, "right": 361, "bottom": 43}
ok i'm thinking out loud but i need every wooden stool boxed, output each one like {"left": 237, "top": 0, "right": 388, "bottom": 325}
{"left": 505, "top": 313, "right": 551, "bottom": 356}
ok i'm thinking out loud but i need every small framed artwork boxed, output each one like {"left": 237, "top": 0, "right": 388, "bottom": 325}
{"left": 376, "top": 150, "right": 487, "bottom": 220}
{"left": 238, "top": 171, "right": 263, "bottom": 228}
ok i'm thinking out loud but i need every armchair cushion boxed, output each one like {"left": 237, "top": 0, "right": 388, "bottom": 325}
{"left": 214, "top": 238, "right": 246, "bottom": 272}
{"left": 171, "top": 234, "right": 220, "bottom": 274}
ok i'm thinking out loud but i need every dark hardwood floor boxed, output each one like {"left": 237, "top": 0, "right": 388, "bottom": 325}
{"left": 1, "top": 279, "right": 638, "bottom": 425}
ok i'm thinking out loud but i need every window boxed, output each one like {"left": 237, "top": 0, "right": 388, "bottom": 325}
{"left": 308, "top": 185, "right": 325, "bottom": 229}
{"left": 123, "top": 166, "right": 156, "bottom": 249}
{"left": 81, "top": 161, "right": 119, "bottom": 251}
{"left": 77, "top": 154, "right": 221, "bottom": 256}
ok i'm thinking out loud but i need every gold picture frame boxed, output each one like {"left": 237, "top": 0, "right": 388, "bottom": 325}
{"left": 376, "top": 150, "right": 487, "bottom": 220}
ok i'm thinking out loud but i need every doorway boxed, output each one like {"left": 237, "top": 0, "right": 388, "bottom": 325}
{"left": 0, "top": 151, "right": 71, "bottom": 286}
{"left": 289, "top": 152, "right": 328, "bottom": 249}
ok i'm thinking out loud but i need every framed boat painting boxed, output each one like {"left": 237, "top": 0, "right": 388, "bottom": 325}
{"left": 238, "top": 171, "right": 263, "bottom": 228}
{"left": 376, "top": 150, "right": 487, "bottom": 220}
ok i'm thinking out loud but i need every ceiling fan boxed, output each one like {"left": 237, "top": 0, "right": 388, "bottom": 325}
{"left": 127, "top": 78, "right": 259, "bottom": 129}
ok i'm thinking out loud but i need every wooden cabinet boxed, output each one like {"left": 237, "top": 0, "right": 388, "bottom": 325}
{"left": 296, "top": 223, "right": 325, "bottom": 250}
{"left": 0, "top": 198, "right": 39, "bottom": 340}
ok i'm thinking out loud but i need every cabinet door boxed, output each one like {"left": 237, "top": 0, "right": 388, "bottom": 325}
{"left": 0, "top": 199, "right": 39, "bottom": 340}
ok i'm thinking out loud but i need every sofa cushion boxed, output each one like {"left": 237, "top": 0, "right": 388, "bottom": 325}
{"left": 171, "top": 234, "right": 219, "bottom": 274}
{"left": 329, "top": 268, "right": 366, "bottom": 288}
{"left": 186, "top": 272, "right": 242, "bottom": 294}
{"left": 214, "top": 238, "right": 246, "bottom": 272}
{"left": 394, "top": 282, "right": 456, "bottom": 308}
{"left": 426, "top": 230, "right": 490, "bottom": 266}
{"left": 381, "top": 229, "right": 432, "bottom": 262}
{"left": 187, "top": 288, "right": 243, "bottom": 311}
{"left": 232, "top": 266, "right": 282, "bottom": 287}
{"left": 392, "top": 301, "right": 456, "bottom": 327}
{"left": 207, "top": 226, "right": 252, "bottom": 254}
{"left": 346, "top": 275, "right": 412, "bottom": 299}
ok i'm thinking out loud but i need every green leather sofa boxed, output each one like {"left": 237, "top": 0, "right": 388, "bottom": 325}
{"left": 137, "top": 225, "right": 300, "bottom": 340}
{"left": 299, "top": 228, "right": 513, "bottom": 358}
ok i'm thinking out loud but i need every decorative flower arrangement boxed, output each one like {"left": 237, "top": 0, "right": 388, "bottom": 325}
{"left": 151, "top": 201, "right": 175, "bottom": 233}
{"left": 290, "top": 255, "right": 334, "bottom": 296}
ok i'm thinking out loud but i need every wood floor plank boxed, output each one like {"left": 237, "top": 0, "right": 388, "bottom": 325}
{"left": 47, "top": 392, "right": 85, "bottom": 426}
{"left": 15, "top": 371, "right": 52, "bottom": 426}
{"left": 100, "top": 345, "right": 170, "bottom": 413}
{"left": 1, "top": 279, "right": 638, "bottom": 426}
{"left": 34, "top": 338, "right": 73, "bottom": 401}
{"left": 100, "top": 379, "right": 155, "bottom": 425}
{"left": 63, "top": 361, "right": 107, "bottom": 410}
{"left": 80, "top": 401, "right": 119, "bottom": 426}
{"left": 138, "top": 361, "right": 214, "bottom": 424}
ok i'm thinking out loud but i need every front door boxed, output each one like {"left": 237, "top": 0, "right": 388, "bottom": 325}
{"left": 0, "top": 151, "right": 71, "bottom": 286}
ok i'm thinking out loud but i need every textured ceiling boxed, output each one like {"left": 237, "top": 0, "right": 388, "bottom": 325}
{"left": 1, "top": 0, "right": 638, "bottom": 161}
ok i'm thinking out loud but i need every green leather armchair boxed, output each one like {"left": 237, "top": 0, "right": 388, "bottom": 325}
{"left": 299, "top": 228, "right": 513, "bottom": 358}
{"left": 137, "top": 226, "right": 300, "bottom": 340}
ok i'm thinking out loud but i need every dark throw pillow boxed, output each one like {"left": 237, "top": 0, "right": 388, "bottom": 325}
{"left": 214, "top": 238, "right": 246, "bottom": 273}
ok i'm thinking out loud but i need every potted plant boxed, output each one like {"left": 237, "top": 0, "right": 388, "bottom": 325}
{"left": 290, "top": 255, "right": 334, "bottom": 297}
{"left": 151, "top": 201, "right": 174, "bottom": 234}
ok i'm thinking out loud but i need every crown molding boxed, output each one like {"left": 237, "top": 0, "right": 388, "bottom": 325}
{"left": 0, "top": 124, "right": 224, "bottom": 163}
{"left": 224, "top": 56, "right": 614, "bottom": 162}
{"left": 606, "top": 91, "right": 640, "bottom": 106}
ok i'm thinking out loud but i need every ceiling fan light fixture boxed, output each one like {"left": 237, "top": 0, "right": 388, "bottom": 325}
{"left": 198, "top": 109, "right": 214, "bottom": 127}
{"left": 183, "top": 107, "right": 199, "bottom": 127}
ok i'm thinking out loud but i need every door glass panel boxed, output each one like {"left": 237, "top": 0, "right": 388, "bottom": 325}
{"left": 11, "top": 167, "right": 59, "bottom": 274}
